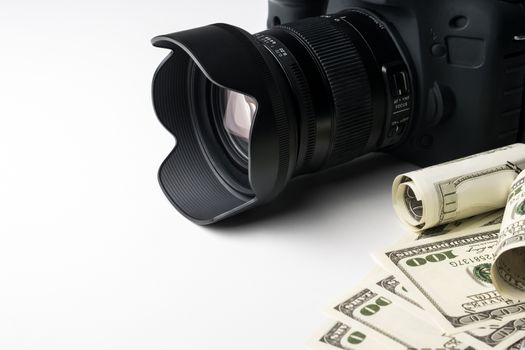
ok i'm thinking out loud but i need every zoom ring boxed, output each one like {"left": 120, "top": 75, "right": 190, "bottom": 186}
{"left": 280, "top": 16, "right": 374, "bottom": 167}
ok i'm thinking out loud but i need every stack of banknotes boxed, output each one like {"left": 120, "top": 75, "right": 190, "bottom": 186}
{"left": 311, "top": 144, "right": 525, "bottom": 350}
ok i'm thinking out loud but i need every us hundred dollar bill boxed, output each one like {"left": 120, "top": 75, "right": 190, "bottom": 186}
{"left": 408, "top": 209, "right": 504, "bottom": 241}
{"left": 375, "top": 272, "right": 525, "bottom": 350}
{"left": 326, "top": 269, "right": 525, "bottom": 350}
{"left": 492, "top": 170, "right": 525, "bottom": 301}
{"left": 510, "top": 338, "right": 525, "bottom": 350}
{"left": 310, "top": 320, "right": 404, "bottom": 350}
{"left": 375, "top": 225, "right": 525, "bottom": 335}
{"left": 392, "top": 144, "right": 525, "bottom": 232}
{"left": 328, "top": 281, "right": 475, "bottom": 349}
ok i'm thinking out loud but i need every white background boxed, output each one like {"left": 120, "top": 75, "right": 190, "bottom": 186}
{"left": 0, "top": 1, "right": 417, "bottom": 349}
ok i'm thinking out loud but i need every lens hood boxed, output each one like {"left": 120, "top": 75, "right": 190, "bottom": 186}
{"left": 152, "top": 24, "right": 298, "bottom": 224}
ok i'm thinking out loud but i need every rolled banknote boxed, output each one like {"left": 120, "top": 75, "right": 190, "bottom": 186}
{"left": 492, "top": 170, "right": 525, "bottom": 301}
{"left": 392, "top": 144, "right": 525, "bottom": 232}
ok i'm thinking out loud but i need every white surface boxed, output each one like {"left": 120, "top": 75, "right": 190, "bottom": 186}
{"left": 0, "top": 1, "right": 418, "bottom": 349}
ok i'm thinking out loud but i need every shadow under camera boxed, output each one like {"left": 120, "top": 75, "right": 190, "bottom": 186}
{"left": 210, "top": 152, "right": 418, "bottom": 230}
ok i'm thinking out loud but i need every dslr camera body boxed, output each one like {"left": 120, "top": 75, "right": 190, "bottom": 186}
{"left": 269, "top": 0, "right": 525, "bottom": 166}
{"left": 151, "top": 0, "right": 525, "bottom": 224}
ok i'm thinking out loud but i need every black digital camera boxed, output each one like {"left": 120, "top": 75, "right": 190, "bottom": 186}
{"left": 152, "top": 0, "right": 525, "bottom": 224}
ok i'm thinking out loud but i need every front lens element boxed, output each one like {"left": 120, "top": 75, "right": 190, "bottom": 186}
{"left": 222, "top": 90, "right": 258, "bottom": 159}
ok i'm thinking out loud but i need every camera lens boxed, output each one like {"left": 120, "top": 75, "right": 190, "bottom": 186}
{"left": 152, "top": 10, "right": 413, "bottom": 224}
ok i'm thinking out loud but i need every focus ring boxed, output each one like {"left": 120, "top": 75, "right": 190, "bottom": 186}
{"left": 280, "top": 17, "right": 373, "bottom": 167}
{"left": 288, "top": 61, "right": 317, "bottom": 171}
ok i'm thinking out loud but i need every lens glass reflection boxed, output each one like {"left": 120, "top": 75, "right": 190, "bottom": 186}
{"left": 222, "top": 89, "right": 258, "bottom": 159}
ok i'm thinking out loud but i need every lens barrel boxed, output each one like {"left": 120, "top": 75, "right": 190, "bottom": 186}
{"left": 152, "top": 10, "right": 413, "bottom": 224}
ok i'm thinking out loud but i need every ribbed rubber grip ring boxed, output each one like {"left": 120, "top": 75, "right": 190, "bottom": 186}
{"left": 280, "top": 17, "right": 374, "bottom": 167}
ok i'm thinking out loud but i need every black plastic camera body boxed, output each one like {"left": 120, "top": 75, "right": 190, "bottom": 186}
{"left": 269, "top": 0, "right": 525, "bottom": 166}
